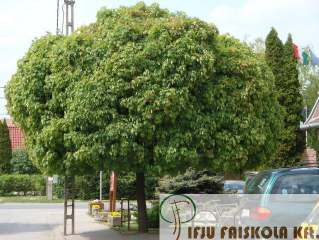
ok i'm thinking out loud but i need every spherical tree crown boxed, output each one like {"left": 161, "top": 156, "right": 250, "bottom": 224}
{"left": 6, "top": 3, "right": 281, "bottom": 175}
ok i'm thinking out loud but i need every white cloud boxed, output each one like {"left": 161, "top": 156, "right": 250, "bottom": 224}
{"left": 209, "top": 0, "right": 319, "bottom": 51}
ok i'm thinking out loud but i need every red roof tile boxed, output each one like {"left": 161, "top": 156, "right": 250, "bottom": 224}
{"left": 4, "top": 119, "right": 24, "bottom": 149}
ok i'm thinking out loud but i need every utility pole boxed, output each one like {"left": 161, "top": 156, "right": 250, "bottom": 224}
{"left": 46, "top": 177, "right": 53, "bottom": 201}
{"left": 63, "top": 0, "right": 75, "bottom": 236}
{"left": 64, "top": 0, "right": 75, "bottom": 36}
{"left": 109, "top": 171, "right": 117, "bottom": 212}
{"left": 100, "top": 171, "right": 103, "bottom": 201}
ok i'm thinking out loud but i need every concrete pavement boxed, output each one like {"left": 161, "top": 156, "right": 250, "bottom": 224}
{"left": 0, "top": 203, "right": 65, "bottom": 240}
{"left": 0, "top": 202, "right": 158, "bottom": 240}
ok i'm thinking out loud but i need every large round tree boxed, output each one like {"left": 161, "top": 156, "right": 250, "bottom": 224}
{"left": 6, "top": 3, "right": 281, "bottom": 232}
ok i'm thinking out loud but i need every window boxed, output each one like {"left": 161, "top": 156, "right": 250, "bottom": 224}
{"left": 245, "top": 172, "right": 271, "bottom": 194}
{"left": 272, "top": 174, "right": 319, "bottom": 194}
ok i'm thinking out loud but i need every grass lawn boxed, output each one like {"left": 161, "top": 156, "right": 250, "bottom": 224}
{"left": 0, "top": 196, "right": 64, "bottom": 203}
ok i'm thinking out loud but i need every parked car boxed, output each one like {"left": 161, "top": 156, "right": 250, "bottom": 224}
{"left": 223, "top": 180, "right": 245, "bottom": 193}
{"left": 245, "top": 167, "right": 319, "bottom": 194}
{"left": 244, "top": 171, "right": 259, "bottom": 184}
{"left": 239, "top": 167, "right": 319, "bottom": 227}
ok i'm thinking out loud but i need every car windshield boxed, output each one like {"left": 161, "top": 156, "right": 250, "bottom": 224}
{"left": 245, "top": 172, "right": 271, "bottom": 194}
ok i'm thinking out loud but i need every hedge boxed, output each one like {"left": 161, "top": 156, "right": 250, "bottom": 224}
{"left": 147, "top": 201, "right": 159, "bottom": 228}
{"left": 0, "top": 174, "right": 46, "bottom": 196}
{"left": 53, "top": 172, "right": 158, "bottom": 200}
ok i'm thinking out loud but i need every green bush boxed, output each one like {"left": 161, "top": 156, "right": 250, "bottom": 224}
{"left": 31, "top": 175, "right": 46, "bottom": 195}
{"left": 52, "top": 174, "right": 110, "bottom": 200}
{"left": 147, "top": 201, "right": 159, "bottom": 229}
{"left": 132, "top": 201, "right": 159, "bottom": 229}
{"left": 0, "top": 174, "right": 45, "bottom": 196}
{"left": 158, "top": 168, "right": 223, "bottom": 194}
{"left": 117, "top": 172, "right": 158, "bottom": 200}
{"left": 10, "top": 150, "right": 39, "bottom": 174}
{"left": 53, "top": 172, "right": 158, "bottom": 200}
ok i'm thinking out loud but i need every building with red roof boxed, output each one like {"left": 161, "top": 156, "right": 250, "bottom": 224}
{"left": 6, "top": 119, "right": 24, "bottom": 150}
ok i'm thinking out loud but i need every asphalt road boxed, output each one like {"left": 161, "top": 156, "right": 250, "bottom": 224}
{"left": 0, "top": 202, "right": 158, "bottom": 240}
{"left": 0, "top": 202, "right": 87, "bottom": 240}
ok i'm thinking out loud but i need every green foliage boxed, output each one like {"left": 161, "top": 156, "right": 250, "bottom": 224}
{"left": 265, "top": 28, "right": 285, "bottom": 94}
{"left": 147, "top": 201, "right": 159, "bottom": 228}
{"left": 0, "top": 120, "right": 12, "bottom": 173}
{"left": 265, "top": 28, "right": 305, "bottom": 167}
{"left": 6, "top": 3, "right": 283, "bottom": 233}
{"left": 300, "top": 64, "right": 319, "bottom": 153}
{"left": 6, "top": 3, "right": 281, "bottom": 175}
{"left": 283, "top": 35, "right": 305, "bottom": 161}
{"left": 53, "top": 175, "right": 104, "bottom": 200}
{"left": 0, "top": 174, "right": 46, "bottom": 196}
{"left": 248, "top": 38, "right": 265, "bottom": 56}
{"left": 10, "top": 150, "right": 39, "bottom": 174}
{"left": 117, "top": 172, "right": 158, "bottom": 199}
{"left": 53, "top": 172, "right": 158, "bottom": 200}
{"left": 158, "top": 168, "right": 223, "bottom": 194}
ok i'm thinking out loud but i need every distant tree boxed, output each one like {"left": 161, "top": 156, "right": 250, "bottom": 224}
{"left": 300, "top": 61, "right": 319, "bottom": 156}
{"left": 300, "top": 65, "right": 319, "bottom": 106}
{"left": 265, "top": 28, "right": 305, "bottom": 167}
{"left": 10, "top": 150, "right": 39, "bottom": 174}
{"left": 249, "top": 37, "right": 265, "bottom": 55}
{"left": 0, "top": 120, "right": 12, "bottom": 173}
{"left": 299, "top": 56, "right": 319, "bottom": 92}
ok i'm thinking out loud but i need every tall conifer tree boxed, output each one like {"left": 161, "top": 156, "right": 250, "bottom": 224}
{"left": 0, "top": 119, "right": 12, "bottom": 173}
{"left": 283, "top": 34, "right": 305, "bottom": 160}
{"left": 265, "top": 28, "right": 285, "bottom": 103}
{"left": 265, "top": 28, "right": 305, "bottom": 167}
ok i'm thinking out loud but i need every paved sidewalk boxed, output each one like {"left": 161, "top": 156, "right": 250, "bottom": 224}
{"left": 0, "top": 203, "right": 65, "bottom": 240}
{"left": 60, "top": 207, "right": 159, "bottom": 240}
{"left": 0, "top": 202, "right": 158, "bottom": 240}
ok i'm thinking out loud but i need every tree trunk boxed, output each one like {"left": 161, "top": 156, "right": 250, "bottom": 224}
{"left": 136, "top": 171, "right": 148, "bottom": 233}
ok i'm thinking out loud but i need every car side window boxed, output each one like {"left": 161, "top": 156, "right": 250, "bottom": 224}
{"left": 246, "top": 173, "right": 271, "bottom": 194}
{"left": 272, "top": 174, "right": 319, "bottom": 194}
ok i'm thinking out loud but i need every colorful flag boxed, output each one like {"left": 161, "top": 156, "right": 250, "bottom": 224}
{"left": 302, "top": 50, "right": 310, "bottom": 65}
{"left": 293, "top": 44, "right": 300, "bottom": 60}
{"left": 310, "top": 50, "right": 319, "bottom": 65}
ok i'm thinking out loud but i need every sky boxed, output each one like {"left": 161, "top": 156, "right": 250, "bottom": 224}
{"left": 0, "top": 0, "right": 318, "bottom": 117}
